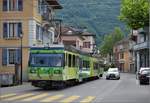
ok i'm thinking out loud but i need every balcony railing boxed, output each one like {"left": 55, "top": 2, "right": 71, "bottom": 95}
{"left": 42, "top": 12, "right": 51, "bottom": 21}
{"left": 133, "top": 41, "right": 149, "bottom": 50}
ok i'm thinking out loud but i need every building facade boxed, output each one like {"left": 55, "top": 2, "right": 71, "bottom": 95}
{"left": 60, "top": 26, "right": 96, "bottom": 53}
{"left": 60, "top": 26, "right": 84, "bottom": 49}
{"left": 0, "top": 0, "right": 62, "bottom": 85}
{"left": 132, "top": 27, "right": 150, "bottom": 72}
{"left": 113, "top": 38, "right": 135, "bottom": 73}
{"left": 81, "top": 31, "right": 96, "bottom": 53}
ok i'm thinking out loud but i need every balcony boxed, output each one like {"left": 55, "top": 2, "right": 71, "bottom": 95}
{"left": 133, "top": 41, "right": 149, "bottom": 50}
{"left": 42, "top": 12, "right": 50, "bottom": 21}
{"left": 118, "top": 59, "right": 125, "bottom": 63}
{"left": 42, "top": 12, "right": 53, "bottom": 28}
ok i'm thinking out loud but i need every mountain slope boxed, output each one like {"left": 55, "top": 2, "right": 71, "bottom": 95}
{"left": 56, "top": 0, "right": 125, "bottom": 44}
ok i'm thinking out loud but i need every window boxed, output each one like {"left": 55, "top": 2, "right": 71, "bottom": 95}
{"left": 30, "top": 54, "right": 63, "bottom": 67}
{"left": 83, "top": 42, "right": 90, "bottom": 48}
{"left": 3, "top": 22, "right": 22, "bottom": 39}
{"left": 8, "top": 49, "right": 16, "bottom": 64}
{"left": 36, "top": 24, "right": 43, "bottom": 41}
{"left": 68, "top": 54, "right": 72, "bottom": 67}
{"left": 79, "top": 58, "right": 82, "bottom": 69}
{"left": 143, "top": 34, "right": 147, "bottom": 42}
{"left": 37, "top": 0, "right": 50, "bottom": 15}
{"left": 76, "top": 56, "right": 79, "bottom": 67}
{"left": 120, "top": 53, "right": 124, "bottom": 59}
{"left": 37, "top": 0, "right": 43, "bottom": 14}
{"left": 48, "top": 32, "right": 53, "bottom": 43}
{"left": 72, "top": 55, "right": 76, "bottom": 67}
{"left": 3, "top": 0, "right": 7, "bottom": 11}
{"left": 65, "top": 53, "right": 68, "bottom": 66}
{"left": 18, "top": 0, "right": 23, "bottom": 11}
{"left": 82, "top": 60, "right": 90, "bottom": 70}
{"left": 94, "top": 63, "right": 98, "bottom": 70}
{"left": 3, "top": 0, "right": 23, "bottom": 11}
{"left": 2, "top": 48, "right": 20, "bottom": 65}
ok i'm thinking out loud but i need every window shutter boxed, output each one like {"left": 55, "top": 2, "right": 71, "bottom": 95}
{"left": 18, "top": 23, "right": 22, "bottom": 37}
{"left": 38, "top": 0, "right": 42, "bottom": 14}
{"left": 36, "top": 25, "right": 39, "bottom": 40}
{"left": 40, "top": 27, "right": 43, "bottom": 40}
{"left": 2, "top": 48, "right": 7, "bottom": 65}
{"left": 3, "top": 0, "right": 8, "bottom": 11}
{"left": 18, "top": 0, "right": 23, "bottom": 11}
{"left": 16, "top": 49, "right": 21, "bottom": 64}
{"left": 3, "top": 23, "right": 8, "bottom": 38}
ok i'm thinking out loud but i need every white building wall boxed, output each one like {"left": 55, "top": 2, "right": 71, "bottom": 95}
{"left": 28, "top": 20, "right": 55, "bottom": 47}
{"left": 28, "top": 20, "right": 36, "bottom": 46}
{"left": 82, "top": 36, "right": 95, "bottom": 53}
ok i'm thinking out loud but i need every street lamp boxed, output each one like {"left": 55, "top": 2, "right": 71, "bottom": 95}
{"left": 20, "top": 32, "right": 23, "bottom": 84}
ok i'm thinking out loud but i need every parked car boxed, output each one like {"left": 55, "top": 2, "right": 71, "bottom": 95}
{"left": 138, "top": 67, "right": 150, "bottom": 85}
{"left": 136, "top": 67, "right": 147, "bottom": 79}
{"left": 106, "top": 68, "right": 120, "bottom": 80}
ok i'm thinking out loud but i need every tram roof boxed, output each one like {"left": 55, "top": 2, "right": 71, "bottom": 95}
{"left": 30, "top": 44, "right": 93, "bottom": 57}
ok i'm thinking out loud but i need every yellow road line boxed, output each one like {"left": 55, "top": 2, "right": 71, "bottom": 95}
{"left": 4, "top": 93, "right": 34, "bottom": 101}
{"left": 80, "top": 96, "right": 95, "bottom": 103}
{"left": 60, "top": 95, "right": 80, "bottom": 103}
{"left": 21, "top": 93, "right": 48, "bottom": 101}
{"left": 0, "top": 93, "right": 16, "bottom": 98}
{"left": 40, "top": 94, "right": 64, "bottom": 102}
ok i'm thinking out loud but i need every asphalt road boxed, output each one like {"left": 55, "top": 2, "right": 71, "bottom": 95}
{"left": 0, "top": 73, "right": 150, "bottom": 103}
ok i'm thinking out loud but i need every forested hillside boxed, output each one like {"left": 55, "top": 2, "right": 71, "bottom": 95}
{"left": 56, "top": 0, "right": 125, "bottom": 44}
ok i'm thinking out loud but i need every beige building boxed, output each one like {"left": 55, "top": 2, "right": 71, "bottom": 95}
{"left": 0, "top": 0, "right": 62, "bottom": 85}
{"left": 60, "top": 26, "right": 84, "bottom": 49}
{"left": 81, "top": 31, "right": 96, "bottom": 53}
{"left": 60, "top": 26, "right": 96, "bottom": 53}
{"left": 113, "top": 38, "right": 135, "bottom": 72}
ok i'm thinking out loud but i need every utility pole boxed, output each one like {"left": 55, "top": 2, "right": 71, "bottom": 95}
{"left": 20, "top": 32, "right": 23, "bottom": 84}
{"left": 49, "top": 19, "right": 62, "bottom": 44}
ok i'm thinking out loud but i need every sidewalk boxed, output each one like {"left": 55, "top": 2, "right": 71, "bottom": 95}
{"left": 0, "top": 82, "right": 30, "bottom": 88}
{"left": 0, "top": 82, "right": 31, "bottom": 91}
{"left": 0, "top": 82, "right": 35, "bottom": 94}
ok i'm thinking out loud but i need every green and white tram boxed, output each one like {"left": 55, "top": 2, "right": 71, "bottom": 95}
{"left": 28, "top": 45, "right": 103, "bottom": 89}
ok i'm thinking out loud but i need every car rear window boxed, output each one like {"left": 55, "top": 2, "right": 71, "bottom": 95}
{"left": 108, "top": 69, "right": 118, "bottom": 72}
{"left": 142, "top": 69, "right": 150, "bottom": 72}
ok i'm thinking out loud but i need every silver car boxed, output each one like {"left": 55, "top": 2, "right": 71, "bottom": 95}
{"left": 106, "top": 68, "right": 120, "bottom": 80}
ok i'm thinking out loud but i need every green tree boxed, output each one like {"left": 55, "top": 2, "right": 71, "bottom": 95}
{"left": 119, "top": 0, "right": 149, "bottom": 29}
{"left": 100, "top": 34, "right": 113, "bottom": 56}
{"left": 100, "top": 27, "right": 124, "bottom": 56}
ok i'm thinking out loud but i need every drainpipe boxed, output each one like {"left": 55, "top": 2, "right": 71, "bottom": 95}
{"left": 148, "top": 9, "right": 150, "bottom": 67}
{"left": 148, "top": 27, "right": 150, "bottom": 67}
{"left": 137, "top": 51, "right": 140, "bottom": 72}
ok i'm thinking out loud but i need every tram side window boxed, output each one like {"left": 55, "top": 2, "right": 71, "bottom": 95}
{"left": 79, "top": 58, "right": 82, "bottom": 69}
{"left": 72, "top": 55, "right": 76, "bottom": 67}
{"left": 83, "top": 61, "right": 86, "bottom": 68}
{"left": 65, "top": 53, "right": 68, "bottom": 66}
{"left": 86, "top": 61, "right": 90, "bottom": 68}
{"left": 83, "top": 60, "right": 90, "bottom": 69}
{"left": 68, "top": 54, "right": 72, "bottom": 67}
{"left": 94, "top": 63, "right": 98, "bottom": 70}
{"left": 76, "top": 56, "right": 79, "bottom": 67}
